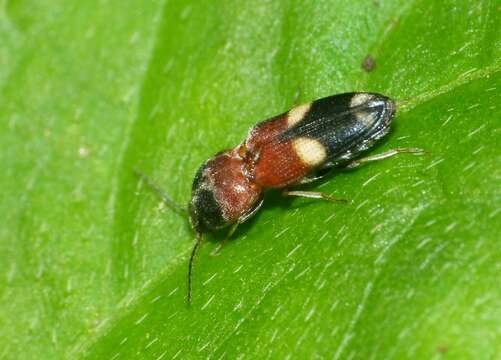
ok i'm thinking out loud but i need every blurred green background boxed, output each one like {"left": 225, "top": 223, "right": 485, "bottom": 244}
{"left": 1, "top": 0, "right": 499, "bottom": 359}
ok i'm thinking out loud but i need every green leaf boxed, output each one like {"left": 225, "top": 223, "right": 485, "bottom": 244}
{"left": 1, "top": 0, "right": 499, "bottom": 359}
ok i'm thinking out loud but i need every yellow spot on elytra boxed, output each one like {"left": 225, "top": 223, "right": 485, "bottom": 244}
{"left": 287, "top": 103, "right": 311, "bottom": 127}
{"left": 292, "top": 137, "right": 326, "bottom": 166}
{"left": 354, "top": 110, "right": 376, "bottom": 125}
{"left": 350, "top": 93, "right": 373, "bottom": 108}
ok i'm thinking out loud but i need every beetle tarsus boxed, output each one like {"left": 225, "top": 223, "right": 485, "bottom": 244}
{"left": 345, "top": 147, "right": 427, "bottom": 169}
{"left": 283, "top": 190, "right": 348, "bottom": 203}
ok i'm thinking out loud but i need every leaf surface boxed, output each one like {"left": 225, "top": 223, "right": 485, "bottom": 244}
{"left": 0, "top": 1, "right": 499, "bottom": 359}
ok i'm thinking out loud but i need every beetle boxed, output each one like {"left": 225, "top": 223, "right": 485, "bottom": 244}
{"left": 135, "top": 92, "right": 424, "bottom": 302}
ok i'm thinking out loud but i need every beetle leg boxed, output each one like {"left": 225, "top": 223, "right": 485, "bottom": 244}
{"left": 210, "top": 222, "right": 239, "bottom": 256}
{"left": 344, "top": 147, "right": 426, "bottom": 169}
{"left": 283, "top": 190, "right": 348, "bottom": 203}
{"left": 210, "top": 198, "right": 264, "bottom": 256}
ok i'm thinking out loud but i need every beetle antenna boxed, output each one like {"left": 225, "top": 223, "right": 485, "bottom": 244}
{"left": 133, "top": 167, "right": 187, "bottom": 216}
{"left": 188, "top": 231, "right": 203, "bottom": 303}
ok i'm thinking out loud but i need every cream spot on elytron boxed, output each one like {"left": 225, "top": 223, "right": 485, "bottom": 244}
{"left": 292, "top": 137, "right": 327, "bottom": 166}
{"left": 354, "top": 110, "right": 376, "bottom": 126}
{"left": 287, "top": 103, "right": 312, "bottom": 127}
{"left": 350, "top": 93, "right": 373, "bottom": 108}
